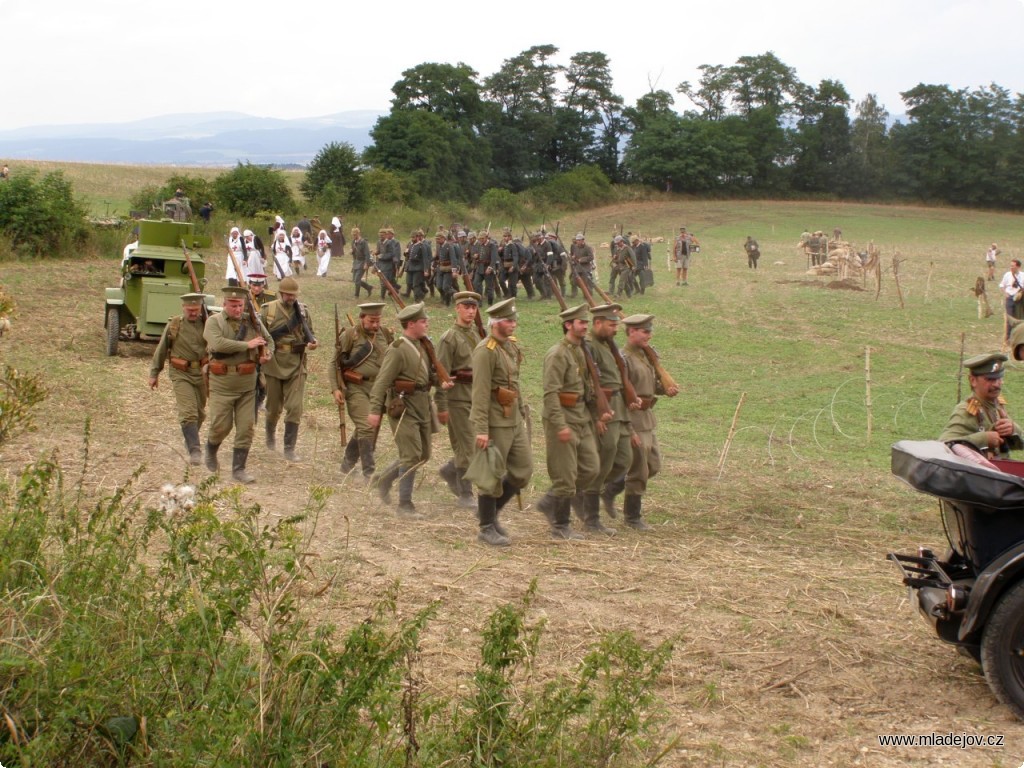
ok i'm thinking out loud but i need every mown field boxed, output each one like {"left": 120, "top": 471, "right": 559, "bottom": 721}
{"left": 4, "top": 189, "right": 1024, "bottom": 766}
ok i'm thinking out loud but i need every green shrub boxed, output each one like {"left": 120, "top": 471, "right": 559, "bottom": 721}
{"left": 363, "top": 168, "right": 416, "bottom": 207}
{"left": 528, "top": 166, "right": 615, "bottom": 210}
{"left": 213, "top": 163, "right": 297, "bottom": 218}
{"left": 479, "top": 188, "right": 523, "bottom": 220}
{"left": 301, "top": 141, "right": 365, "bottom": 211}
{"left": 0, "top": 171, "right": 89, "bottom": 257}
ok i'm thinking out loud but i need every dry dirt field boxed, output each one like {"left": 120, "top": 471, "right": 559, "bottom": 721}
{"left": 3, "top": 198, "right": 1024, "bottom": 766}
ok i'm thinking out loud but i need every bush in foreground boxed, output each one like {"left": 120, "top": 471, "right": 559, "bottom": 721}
{"left": 0, "top": 447, "right": 674, "bottom": 767}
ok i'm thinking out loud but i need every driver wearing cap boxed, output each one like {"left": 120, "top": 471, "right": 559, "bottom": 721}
{"left": 940, "top": 352, "right": 1024, "bottom": 458}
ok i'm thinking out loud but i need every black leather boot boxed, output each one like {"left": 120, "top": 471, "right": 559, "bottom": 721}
{"left": 477, "top": 495, "right": 510, "bottom": 546}
{"left": 602, "top": 475, "right": 625, "bottom": 519}
{"left": 181, "top": 423, "right": 202, "bottom": 466}
{"left": 340, "top": 437, "right": 359, "bottom": 474}
{"left": 455, "top": 468, "right": 476, "bottom": 509}
{"left": 377, "top": 462, "right": 400, "bottom": 504}
{"left": 438, "top": 459, "right": 460, "bottom": 496}
{"left": 535, "top": 491, "right": 556, "bottom": 524}
{"left": 358, "top": 438, "right": 376, "bottom": 482}
{"left": 265, "top": 420, "right": 277, "bottom": 451}
{"left": 232, "top": 448, "right": 255, "bottom": 484}
{"left": 205, "top": 442, "right": 220, "bottom": 472}
{"left": 396, "top": 467, "right": 421, "bottom": 518}
{"left": 583, "top": 491, "right": 616, "bottom": 535}
{"left": 551, "top": 496, "right": 584, "bottom": 540}
{"left": 283, "top": 422, "right": 300, "bottom": 462}
{"left": 624, "top": 494, "right": 651, "bottom": 531}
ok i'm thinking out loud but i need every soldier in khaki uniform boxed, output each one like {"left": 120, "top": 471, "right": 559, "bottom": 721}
{"left": 331, "top": 302, "right": 392, "bottom": 481}
{"left": 568, "top": 233, "right": 595, "bottom": 298}
{"left": 260, "top": 276, "right": 318, "bottom": 462}
{"left": 435, "top": 291, "right": 485, "bottom": 508}
{"left": 940, "top": 352, "right": 1024, "bottom": 458}
{"left": 367, "top": 303, "right": 453, "bottom": 516}
{"left": 203, "top": 285, "right": 272, "bottom": 483}
{"left": 536, "top": 304, "right": 607, "bottom": 539}
{"left": 580, "top": 304, "right": 641, "bottom": 534}
{"left": 620, "top": 314, "right": 679, "bottom": 529}
{"left": 148, "top": 292, "right": 209, "bottom": 465}
{"left": 469, "top": 298, "right": 533, "bottom": 546}
{"left": 608, "top": 236, "right": 635, "bottom": 298}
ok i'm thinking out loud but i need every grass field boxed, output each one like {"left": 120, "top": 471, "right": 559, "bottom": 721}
{"left": 4, "top": 187, "right": 1024, "bottom": 765}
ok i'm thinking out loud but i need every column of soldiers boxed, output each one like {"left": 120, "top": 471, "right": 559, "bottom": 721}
{"left": 152, "top": 224, "right": 678, "bottom": 547}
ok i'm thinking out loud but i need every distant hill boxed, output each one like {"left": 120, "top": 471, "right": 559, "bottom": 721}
{"left": 0, "top": 111, "right": 383, "bottom": 166}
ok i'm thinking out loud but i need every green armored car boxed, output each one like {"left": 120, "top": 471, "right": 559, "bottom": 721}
{"left": 104, "top": 219, "right": 213, "bottom": 356}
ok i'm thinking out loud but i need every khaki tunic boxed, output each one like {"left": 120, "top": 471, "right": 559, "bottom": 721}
{"left": 369, "top": 335, "right": 434, "bottom": 468}
{"left": 623, "top": 342, "right": 664, "bottom": 495}
{"left": 332, "top": 324, "right": 391, "bottom": 441}
{"left": 150, "top": 315, "right": 208, "bottom": 426}
{"left": 586, "top": 334, "right": 633, "bottom": 492}
{"left": 469, "top": 332, "right": 534, "bottom": 494}
{"left": 435, "top": 323, "right": 481, "bottom": 472}
{"left": 204, "top": 311, "right": 271, "bottom": 449}
{"left": 940, "top": 396, "right": 1024, "bottom": 458}
{"left": 260, "top": 299, "right": 314, "bottom": 426}
{"left": 542, "top": 337, "right": 600, "bottom": 497}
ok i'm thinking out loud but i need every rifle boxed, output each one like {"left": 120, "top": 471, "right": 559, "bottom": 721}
{"left": 226, "top": 246, "right": 265, "bottom": 343}
{"left": 377, "top": 263, "right": 453, "bottom": 387}
{"left": 573, "top": 276, "right": 640, "bottom": 408}
{"left": 180, "top": 240, "right": 209, "bottom": 323}
{"left": 641, "top": 345, "right": 679, "bottom": 394}
{"left": 333, "top": 304, "right": 347, "bottom": 446}
{"left": 547, "top": 272, "right": 612, "bottom": 422}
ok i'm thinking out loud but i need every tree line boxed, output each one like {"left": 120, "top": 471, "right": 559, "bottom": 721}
{"left": 341, "top": 47, "right": 1023, "bottom": 210}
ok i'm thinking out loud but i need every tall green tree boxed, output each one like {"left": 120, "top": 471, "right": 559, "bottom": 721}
{"left": 843, "top": 94, "right": 891, "bottom": 198}
{"left": 561, "top": 51, "right": 625, "bottom": 179}
{"left": 791, "top": 79, "right": 852, "bottom": 192}
{"left": 212, "top": 163, "right": 296, "bottom": 218}
{"left": 301, "top": 141, "right": 365, "bottom": 211}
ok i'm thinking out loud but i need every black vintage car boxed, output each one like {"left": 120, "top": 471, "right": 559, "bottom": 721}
{"left": 889, "top": 439, "right": 1024, "bottom": 719}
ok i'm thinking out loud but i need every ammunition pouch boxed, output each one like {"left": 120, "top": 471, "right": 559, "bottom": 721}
{"left": 386, "top": 393, "right": 406, "bottom": 419}
{"left": 494, "top": 385, "right": 518, "bottom": 418}
{"left": 342, "top": 369, "right": 365, "bottom": 384}
{"left": 208, "top": 361, "right": 256, "bottom": 375}
{"left": 453, "top": 369, "right": 473, "bottom": 382}
{"left": 558, "top": 391, "right": 581, "bottom": 408}
{"left": 170, "top": 356, "right": 208, "bottom": 372}
{"left": 393, "top": 379, "right": 418, "bottom": 395}
{"left": 601, "top": 387, "right": 617, "bottom": 400}
{"left": 639, "top": 395, "right": 657, "bottom": 411}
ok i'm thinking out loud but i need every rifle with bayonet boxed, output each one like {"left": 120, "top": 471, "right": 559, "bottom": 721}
{"left": 181, "top": 239, "right": 209, "bottom": 323}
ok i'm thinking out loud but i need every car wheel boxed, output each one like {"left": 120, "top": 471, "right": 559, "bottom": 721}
{"left": 105, "top": 307, "right": 119, "bottom": 356}
{"left": 981, "top": 579, "right": 1024, "bottom": 719}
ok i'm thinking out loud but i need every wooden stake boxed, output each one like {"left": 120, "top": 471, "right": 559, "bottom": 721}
{"left": 925, "top": 261, "right": 933, "bottom": 303}
{"left": 892, "top": 252, "right": 905, "bottom": 309}
{"left": 717, "top": 392, "right": 747, "bottom": 479}
{"left": 865, "top": 346, "right": 873, "bottom": 440}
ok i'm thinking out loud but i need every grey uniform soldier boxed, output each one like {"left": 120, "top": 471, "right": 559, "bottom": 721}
{"left": 435, "top": 231, "right": 460, "bottom": 306}
{"left": 569, "top": 233, "right": 595, "bottom": 298}
{"left": 632, "top": 235, "right": 653, "bottom": 294}
{"left": 581, "top": 304, "right": 641, "bottom": 534}
{"left": 536, "top": 304, "right": 608, "bottom": 539}
{"left": 148, "top": 292, "right": 209, "bottom": 465}
{"left": 940, "top": 352, "right": 1024, "bottom": 459}
{"left": 620, "top": 314, "right": 679, "bottom": 528}
{"left": 203, "top": 285, "right": 272, "bottom": 483}
{"left": 332, "top": 302, "right": 392, "bottom": 481}
{"left": 376, "top": 228, "right": 402, "bottom": 300}
{"left": 260, "top": 276, "right": 318, "bottom": 462}
{"left": 470, "top": 297, "right": 533, "bottom": 546}
{"left": 609, "top": 236, "right": 636, "bottom": 298}
{"left": 367, "top": 303, "right": 453, "bottom": 516}
{"left": 351, "top": 227, "right": 374, "bottom": 297}
{"left": 435, "top": 291, "right": 484, "bottom": 508}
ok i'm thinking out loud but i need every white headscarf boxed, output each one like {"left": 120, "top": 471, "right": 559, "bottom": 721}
{"left": 331, "top": 216, "right": 342, "bottom": 231}
{"left": 318, "top": 229, "right": 332, "bottom": 245}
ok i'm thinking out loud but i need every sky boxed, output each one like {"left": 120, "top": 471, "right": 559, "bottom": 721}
{"left": 2, "top": 0, "right": 1023, "bottom": 130}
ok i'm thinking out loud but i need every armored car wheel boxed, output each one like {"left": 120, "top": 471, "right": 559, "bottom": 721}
{"left": 981, "top": 579, "right": 1024, "bottom": 720}
{"left": 105, "top": 307, "right": 119, "bottom": 356}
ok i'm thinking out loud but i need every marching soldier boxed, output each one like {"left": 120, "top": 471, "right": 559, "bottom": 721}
{"left": 203, "top": 286, "right": 272, "bottom": 484}
{"left": 332, "top": 302, "right": 392, "bottom": 481}
{"left": 470, "top": 297, "right": 533, "bottom": 546}
{"left": 471, "top": 230, "right": 499, "bottom": 305}
{"left": 569, "top": 233, "right": 597, "bottom": 298}
{"left": 350, "top": 227, "right": 374, "bottom": 298}
{"left": 260, "top": 276, "right": 317, "bottom": 462}
{"left": 367, "top": 303, "right": 453, "bottom": 516}
{"left": 619, "top": 314, "right": 679, "bottom": 529}
{"left": 148, "top": 292, "right": 209, "bottom": 465}
{"left": 581, "top": 303, "right": 641, "bottom": 534}
{"left": 435, "top": 291, "right": 484, "bottom": 508}
{"left": 631, "top": 234, "right": 653, "bottom": 294}
{"left": 609, "top": 236, "right": 636, "bottom": 298}
{"left": 536, "top": 304, "right": 605, "bottom": 539}
{"left": 376, "top": 227, "right": 401, "bottom": 300}
{"left": 744, "top": 236, "right": 761, "bottom": 269}
{"left": 435, "top": 230, "right": 461, "bottom": 306}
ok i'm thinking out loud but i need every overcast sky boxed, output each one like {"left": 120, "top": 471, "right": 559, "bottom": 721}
{"left": 2, "top": 0, "right": 1023, "bottom": 130}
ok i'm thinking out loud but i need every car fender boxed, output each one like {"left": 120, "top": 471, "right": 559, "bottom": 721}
{"left": 105, "top": 288, "right": 125, "bottom": 305}
{"left": 960, "top": 544, "right": 1024, "bottom": 640}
